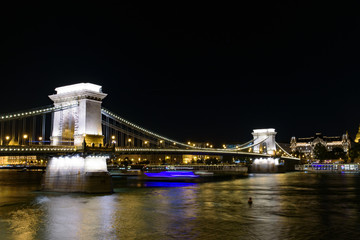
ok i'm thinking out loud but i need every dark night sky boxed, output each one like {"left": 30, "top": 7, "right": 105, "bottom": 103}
{"left": 1, "top": 2, "right": 360, "bottom": 145}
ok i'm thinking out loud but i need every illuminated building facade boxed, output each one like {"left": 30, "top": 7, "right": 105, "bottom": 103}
{"left": 290, "top": 132, "right": 351, "bottom": 157}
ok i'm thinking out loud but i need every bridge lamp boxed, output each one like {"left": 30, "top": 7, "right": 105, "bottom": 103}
{"left": 206, "top": 143, "right": 209, "bottom": 147}
{"left": 210, "top": 145, "right": 213, "bottom": 148}
{"left": 111, "top": 135, "right": 115, "bottom": 140}
{"left": 160, "top": 140, "right": 163, "bottom": 143}
{"left": 173, "top": 142, "right": 176, "bottom": 145}
{"left": 5, "top": 136, "right": 10, "bottom": 140}
{"left": 188, "top": 141, "right": 191, "bottom": 145}
{"left": 144, "top": 141, "right": 148, "bottom": 145}
{"left": 23, "top": 134, "right": 28, "bottom": 139}
{"left": 39, "top": 137, "right": 43, "bottom": 141}
{"left": 128, "top": 138, "right": 132, "bottom": 142}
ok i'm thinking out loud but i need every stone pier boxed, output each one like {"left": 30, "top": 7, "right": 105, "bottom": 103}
{"left": 43, "top": 83, "right": 112, "bottom": 193}
{"left": 42, "top": 155, "right": 113, "bottom": 193}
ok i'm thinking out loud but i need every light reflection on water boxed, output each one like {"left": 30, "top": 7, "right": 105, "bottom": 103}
{"left": 1, "top": 170, "right": 360, "bottom": 239}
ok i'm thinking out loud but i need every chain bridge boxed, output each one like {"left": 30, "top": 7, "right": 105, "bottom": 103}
{"left": 0, "top": 83, "right": 299, "bottom": 193}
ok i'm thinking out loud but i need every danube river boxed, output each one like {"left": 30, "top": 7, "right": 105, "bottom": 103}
{"left": 1, "top": 170, "right": 360, "bottom": 239}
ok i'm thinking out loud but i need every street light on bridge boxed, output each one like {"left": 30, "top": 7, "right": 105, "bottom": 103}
{"left": 23, "top": 134, "right": 28, "bottom": 146}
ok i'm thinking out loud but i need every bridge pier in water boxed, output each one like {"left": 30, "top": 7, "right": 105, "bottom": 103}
{"left": 42, "top": 155, "right": 113, "bottom": 193}
{"left": 44, "top": 83, "right": 112, "bottom": 193}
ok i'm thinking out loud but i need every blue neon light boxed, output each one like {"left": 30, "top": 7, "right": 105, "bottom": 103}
{"left": 144, "top": 171, "right": 199, "bottom": 178}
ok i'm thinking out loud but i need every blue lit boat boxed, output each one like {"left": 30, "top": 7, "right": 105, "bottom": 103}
{"left": 144, "top": 171, "right": 199, "bottom": 178}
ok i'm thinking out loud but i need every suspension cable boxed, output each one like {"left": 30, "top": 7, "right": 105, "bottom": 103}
{"left": 0, "top": 103, "right": 79, "bottom": 122}
{"left": 275, "top": 142, "right": 293, "bottom": 157}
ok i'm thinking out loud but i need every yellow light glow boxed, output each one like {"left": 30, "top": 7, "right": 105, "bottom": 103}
{"left": 23, "top": 134, "right": 28, "bottom": 139}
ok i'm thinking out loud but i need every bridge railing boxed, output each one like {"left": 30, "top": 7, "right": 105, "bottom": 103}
{"left": 143, "top": 164, "right": 248, "bottom": 172}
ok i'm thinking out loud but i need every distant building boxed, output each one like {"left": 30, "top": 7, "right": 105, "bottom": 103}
{"left": 290, "top": 132, "right": 351, "bottom": 158}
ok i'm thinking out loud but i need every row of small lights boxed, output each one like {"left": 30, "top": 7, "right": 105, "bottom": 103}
{"left": 116, "top": 148, "right": 221, "bottom": 152}
{"left": 0, "top": 103, "right": 78, "bottom": 120}
{"left": 111, "top": 136, "right": 171, "bottom": 146}
{"left": 103, "top": 109, "right": 227, "bottom": 151}
{"left": 275, "top": 142, "right": 293, "bottom": 157}
{"left": 102, "top": 108, "right": 193, "bottom": 148}
{"left": 0, "top": 147, "right": 76, "bottom": 151}
{"left": 2, "top": 134, "right": 42, "bottom": 141}
{"left": 115, "top": 148, "right": 257, "bottom": 154}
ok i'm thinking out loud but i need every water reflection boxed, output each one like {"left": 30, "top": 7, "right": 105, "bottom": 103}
{"left": 5, "top": 207, "right": 43, "bottom": 240}
{"left": 41, "top": 195, "right": 116, "bottom": 239}
{"left": 1, "top": 172, "right": 360, "bottom": 239}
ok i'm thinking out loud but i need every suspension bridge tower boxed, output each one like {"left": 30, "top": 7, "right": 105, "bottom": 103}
{"left": 48, "top": 83, "right": 107, "bottom": 146}
{"left": 252, "top": 128, "right": 277, "bottom": 155}
{"left": 44, "top": 83, "right": 112, "bottom": 193}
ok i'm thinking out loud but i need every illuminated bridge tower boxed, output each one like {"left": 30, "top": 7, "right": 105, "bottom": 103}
{"left": 44, "top": 83, "right": 112, "bottom": 193}
{"left": 49, "top": 83, "right": 107, "bottom": 146}
{"left": 252, "top": 128, "right": 277, "bottom": 155}
{"left": 250, "top": 128, "right": 281, "bottom": 173}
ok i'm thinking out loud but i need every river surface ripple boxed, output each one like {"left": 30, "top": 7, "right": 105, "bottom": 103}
{"left": 1, "top": 170, "right": 360, "bottom": 240}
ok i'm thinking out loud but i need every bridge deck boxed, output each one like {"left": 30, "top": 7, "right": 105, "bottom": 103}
{"left": 0, "top": 145, "right": 300, "bottom": 161}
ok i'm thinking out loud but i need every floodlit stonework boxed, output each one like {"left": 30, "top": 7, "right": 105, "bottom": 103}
{"left": 252, "top": 128, "right": 277, "bottom": 155}
{"left": 290, "top": 132, "right": 351, "bottom": 157}
{"left": 48, "top": 83, "right": 107, "bottom": 146}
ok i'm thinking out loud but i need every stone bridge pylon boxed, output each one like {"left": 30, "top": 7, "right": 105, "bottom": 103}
{"left": 48, "top": 83, "right": 107, "bottom": 146}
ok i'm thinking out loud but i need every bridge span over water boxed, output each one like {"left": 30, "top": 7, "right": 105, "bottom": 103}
{"left": 0, "top": 83, "right": 299, "bottom": 193}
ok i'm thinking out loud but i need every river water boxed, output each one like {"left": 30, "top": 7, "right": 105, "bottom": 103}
{"left": 1, "top": 170, "right": 360, "bottom": 240}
